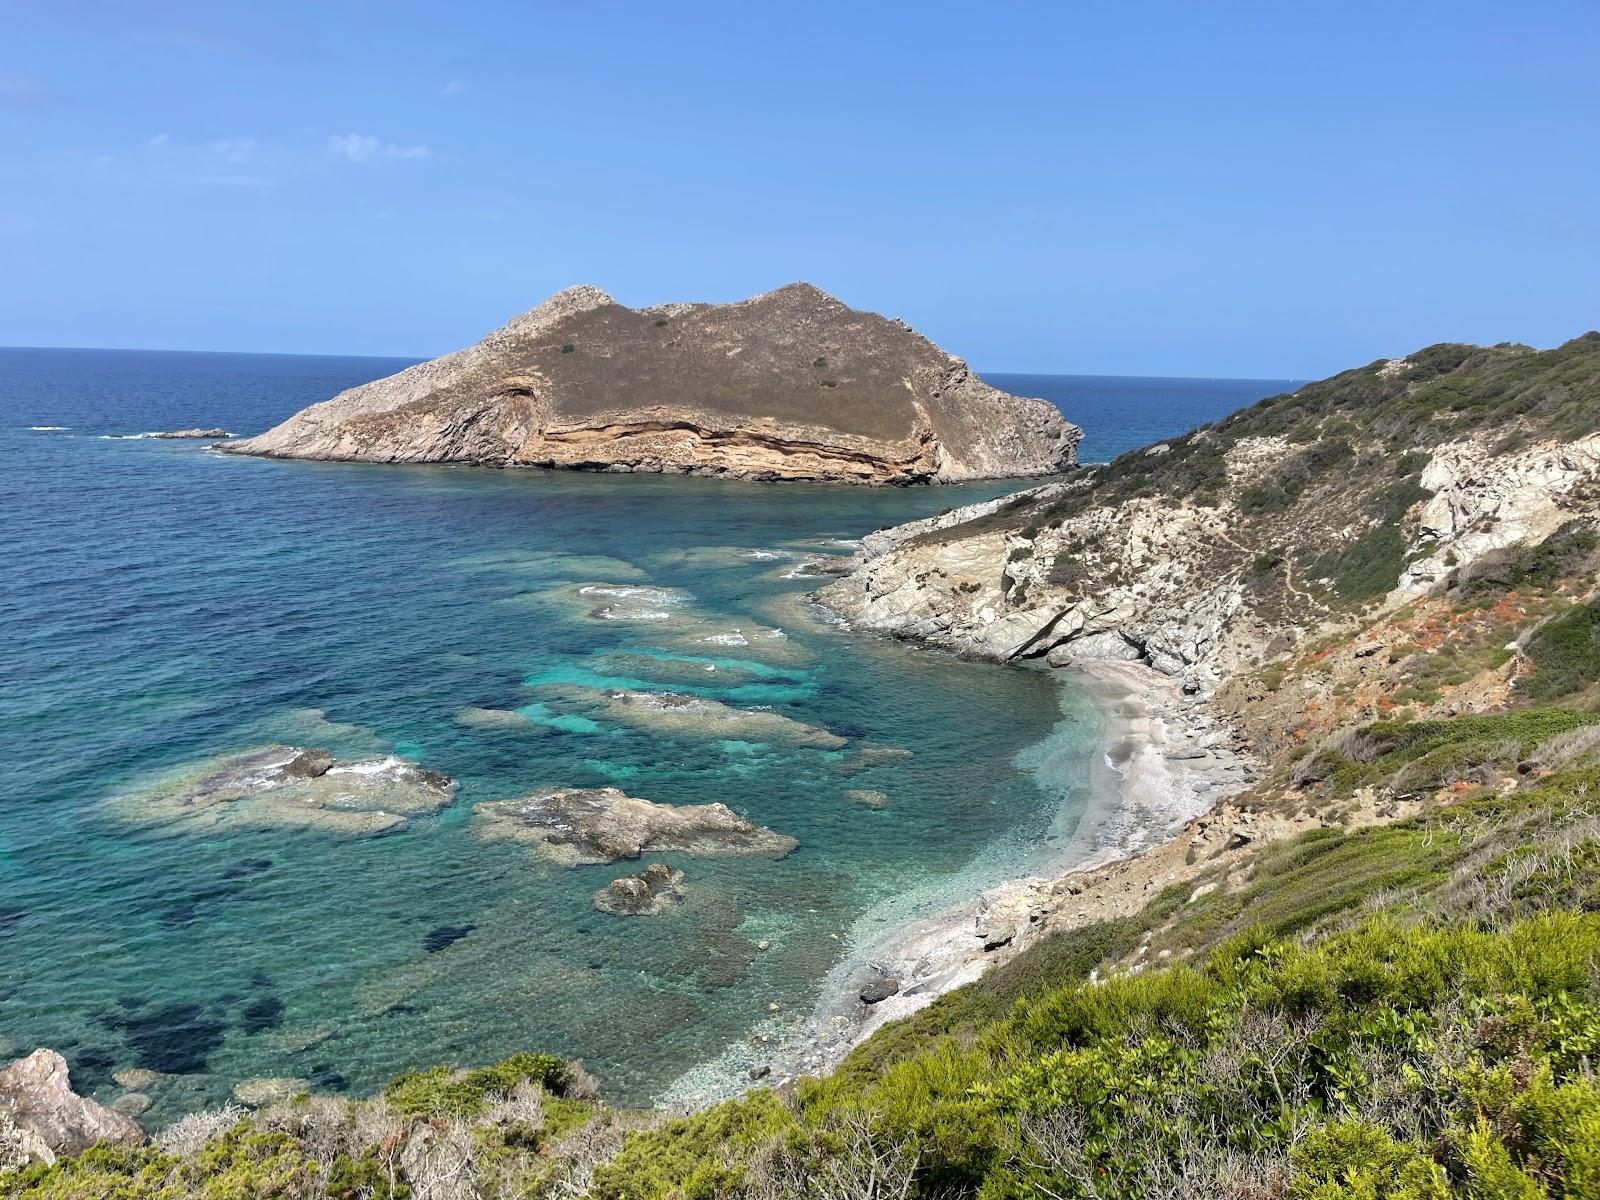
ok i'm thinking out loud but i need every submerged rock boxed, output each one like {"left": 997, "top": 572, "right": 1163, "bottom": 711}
{"left": 110, "top": 1068, "right": 165, "bottom": 1092}
{"left": 232, "top": 1077, "right": 307, "bottom": 1107}
{"left": 474, "top": 786, "right": 797, "bottom": 865}
{"left": 0, "top": 1049, "right": 145, "bottom": 1165}
{"left": 598, "top": 689, "right": 846, "bottom": 749}
{"left": 593, "top": 863, "right": 686, "bottom": 915}
{"left": 109, "top": 746, "right": 457, "bottom": 836}
{"left": 843, "top": 789, "right": 890, "bottom": 809}
{"left": 221, "top": 283, "right": 1079, "bottom": 483}
{"left": 453, "top": 706, "right": 545, "bottom": 730}
{"left": 110, "top": 1093, "right": 152, "bottom": 1118}
{"left": 826, "top": 745, "right": 913, "bottom": 776}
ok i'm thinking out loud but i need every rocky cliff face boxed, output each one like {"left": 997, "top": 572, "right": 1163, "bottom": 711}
{"left": 819, "top": 334, "right": 1600, "bottom": 695}
{"left": 224, "top": 283, "right": 1080, "bottom": 483}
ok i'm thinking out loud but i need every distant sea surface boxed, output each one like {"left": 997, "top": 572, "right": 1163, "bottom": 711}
{"left": 0, "top": 348, "right": 1289, "bottom": 1119}
{"left": 986, "top": 372, "right": 1302, "bottom": 463}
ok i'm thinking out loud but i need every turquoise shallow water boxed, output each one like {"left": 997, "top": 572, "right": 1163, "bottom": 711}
{"left": 0, "top": 349, "right": 1283, "bottom": 1120}
{"left": 0, "top": 349, "right": 1124, "bottom": 1121}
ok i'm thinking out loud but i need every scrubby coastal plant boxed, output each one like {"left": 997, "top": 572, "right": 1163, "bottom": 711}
{"left": 0, "top": 1055, "right": 613, "bottom": 1200}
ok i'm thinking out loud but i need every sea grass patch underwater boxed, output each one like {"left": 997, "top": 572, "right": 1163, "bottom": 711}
{"left": 1, "top": 350, "right": 1106, "bottom": 1123}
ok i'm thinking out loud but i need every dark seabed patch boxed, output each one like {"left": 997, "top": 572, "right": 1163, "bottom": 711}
{"left": 308, "top": 1062, "right": 349, "bottom": 1092}
{"left": 66, "top": 1046, "right": 118, "bottom": 1090}
{"left": 240, "top": 995, "right": 286, "bottom": 1035}
{"left": 100, "top": 1002, "right": 228, "bottom": 1075}
{"left": 222, "top": 857, "right": 274, "bottom": 880}
{"left": 423, "top": 924, "right": 475, "bottom": 954}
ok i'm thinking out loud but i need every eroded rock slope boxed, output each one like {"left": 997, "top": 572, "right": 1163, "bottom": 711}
{"left": 820, "top": 333, "right": 1600, "bottom": 692}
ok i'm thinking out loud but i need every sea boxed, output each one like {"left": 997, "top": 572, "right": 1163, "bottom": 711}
{"left": 0, "top": 348, "right": 1297, "bottom": 1120}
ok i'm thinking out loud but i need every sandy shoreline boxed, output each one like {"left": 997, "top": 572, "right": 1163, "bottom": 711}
{"left": 661, "top": 657, "right": 1258, "bottom": 1106}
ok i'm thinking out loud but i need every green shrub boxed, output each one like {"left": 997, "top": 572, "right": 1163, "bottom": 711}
{"left": 385, "top": 1052, "right": 574, "bottom": 1117}
{"left": 1290, "top": 1120, "right": 1449, "bottom": 1199}
{"left": 588, "top": 1090, "right": 795, "bottom": 1200}
{"left": 1523, "top": 598, "right": 1600, "bottom": 702}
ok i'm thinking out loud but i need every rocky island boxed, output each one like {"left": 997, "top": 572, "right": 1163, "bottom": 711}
{"left": 220, "top": 283, "right": 1080, "bottom": 483}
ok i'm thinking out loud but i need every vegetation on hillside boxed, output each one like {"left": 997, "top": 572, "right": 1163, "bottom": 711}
{"left": 910, "top": 331, "right": 1600, "bottom": 619}
{"left": 1057, "top": 332, "right": 1599, "bottom": 524}
{"left": 581, "top": 760, "right": 1600, "bottom": 1200}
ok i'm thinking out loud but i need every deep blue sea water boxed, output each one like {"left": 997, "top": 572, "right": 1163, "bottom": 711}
{"left": 0, "top": 349, "right": 1288, "bottom": 1120}
{"left": 986, "top": 372, "right": 1301, "bottom": 463}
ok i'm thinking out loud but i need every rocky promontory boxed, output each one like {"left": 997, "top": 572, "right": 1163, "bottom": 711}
{"left": 819, "top": 334, "right": 1600, "bottom": 692}
{"left": 221, "top": 283, "right": 1080, "bottom": 483}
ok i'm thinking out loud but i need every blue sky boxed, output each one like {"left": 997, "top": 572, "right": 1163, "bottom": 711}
{"left": 3, "top": 1, "right": 1597, "bottom": 376}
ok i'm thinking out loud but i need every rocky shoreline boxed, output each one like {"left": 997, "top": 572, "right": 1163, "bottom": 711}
{"left": 662, "top": 657, "right": 1260, "bottom": 1105}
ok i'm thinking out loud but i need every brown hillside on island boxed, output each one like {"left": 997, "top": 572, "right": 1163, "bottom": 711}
{"left": 222, "top": 283, "right": 1081, "bottom": 483}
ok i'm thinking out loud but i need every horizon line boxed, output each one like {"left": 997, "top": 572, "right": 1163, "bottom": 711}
{"left": 0, "top": 343, "right": 1309, "bottom": 385}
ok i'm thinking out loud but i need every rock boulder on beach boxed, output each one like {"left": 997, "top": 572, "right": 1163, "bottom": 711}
{"left": 474, "top": 787, "right": 796, "bottom": 865}
{"left": 859, "top": 976, "right": 901, "bottom": 1005}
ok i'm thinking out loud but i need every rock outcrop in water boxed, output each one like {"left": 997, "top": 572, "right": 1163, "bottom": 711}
{"left": 593, "top": 863, "right": 687, "bottom": 915}
{"left": 110, "top": 746, "right": 457, "bottom": 836}
{"left": 473, "top": 786, "right": 796, "bottom": 865}
{"left": 221, "top": 283, "right": 1080, "bottom": 483}
{"left": 0, "top": 1049, "right": 145, "bottom": 1167}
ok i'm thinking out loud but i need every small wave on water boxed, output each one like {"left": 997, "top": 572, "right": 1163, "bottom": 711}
{"left": 27, "top": 424, "right": 70, "bottom": 431}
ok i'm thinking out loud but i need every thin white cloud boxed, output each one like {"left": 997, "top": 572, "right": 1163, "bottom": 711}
{"left": 206, "top": 137, "right": 257, "bottom": 165}
{"left": 326, "top": 133, "right": 431, "bottom": 164}
{"left": 0, "top": 70, "right": 50, "bottom": 105}
{"left": 441, "top": 79, "right": 465, "bottom": 97}
{"left": 109, "top": 133, "right": 275, "bottom": 188}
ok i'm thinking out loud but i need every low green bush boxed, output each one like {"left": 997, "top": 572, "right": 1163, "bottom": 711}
{"left": 385, "top": 1051, "right": 574, "bottom": 1117}
{"left": 588, "top": 1090, "right": 795, "bottom": 1200}
{"left": 1523, "top": 598, "right": 1600, "bottom": 703}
